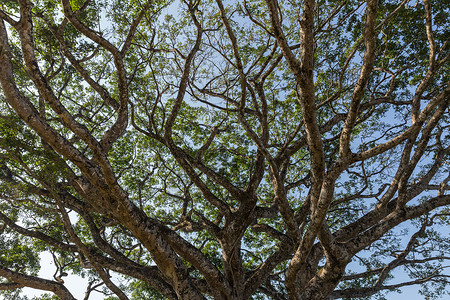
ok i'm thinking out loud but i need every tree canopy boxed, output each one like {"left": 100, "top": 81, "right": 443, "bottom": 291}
{"left": 0, "top": 0, "right": 449, "bottom": 299}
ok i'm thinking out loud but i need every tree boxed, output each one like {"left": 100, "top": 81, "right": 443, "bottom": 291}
{"left": 0, "top": 0, "right": 449, "bottom": 299}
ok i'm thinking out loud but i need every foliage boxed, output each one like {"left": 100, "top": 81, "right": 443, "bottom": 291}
{"left": 0, "top": 0, "right": 449, "bottom": 299}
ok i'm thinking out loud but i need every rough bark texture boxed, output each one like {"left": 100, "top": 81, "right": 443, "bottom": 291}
{"left": 0, "top": 0, "right": 449, "bottom": 299}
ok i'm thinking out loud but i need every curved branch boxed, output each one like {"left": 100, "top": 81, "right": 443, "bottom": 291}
{"left": 0, "top": 266, "right": 76, "bottom": 300}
